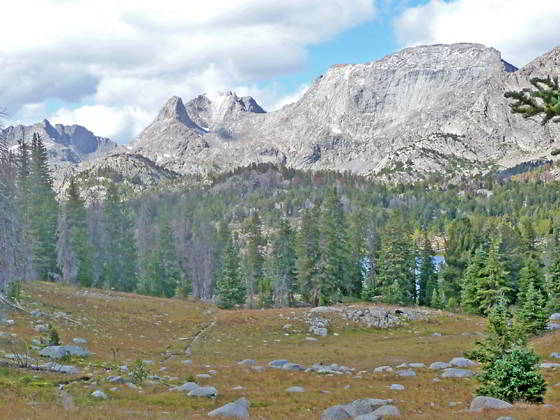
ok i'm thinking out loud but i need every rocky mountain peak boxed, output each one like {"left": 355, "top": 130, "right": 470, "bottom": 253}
{"left": 155, "top": 96, "right": 200, "bottom": 130}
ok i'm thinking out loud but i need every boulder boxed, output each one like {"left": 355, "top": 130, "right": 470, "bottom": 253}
{"left": 470, "top": 396, "right": 512, "bottom": 410}
{"left": 72, "top": 338, "right": 87, "bottom": 344}
{"left": 549, "top": 313, "right": 560, "bottom": 321}
{"left": 39, "top": 345, "right": 90, "bottom": 359}
{"left": 286, "top": 386, "right": 305, "bottom": 393}
{"left": 208, "top": 397, "right": 250, "bottom": 418}
{"left": 429, "top": 362, "right": 450, "bottom": 369}
{"left": 390, "top": 384, "right": 405, "bottom": 390}
{"left": 407, "top": 363, "right": 425, "bottom": 368}
{"left": 549, "top": 352, "right": 560, "bottom": 359}
{"left": 372, "top": 405, "right": 401, "bottom": 416}
{"left": 320, "top": 405, "right": 351, "bottom": 420}
{"left": 107, "top": 376, "right": 126, "bottom": 384}
{"left": 441, "top": 368, "right": 476, "bottom": 378}
{"left": 353, "top": 414, "right": 381, "bottom": 420}
{"left": 268, "top": 359, "right": 289, "bottom": 368}
{"left": 341, "top": 399, "right": 391, "bottom": 417}
{"left": 312, "top": 327, "right": 328, "bottom": 336}
{"left": 282, "top": 363, "right": 306, "bottom": 371}
{"left": 397, "top": 369, "right": 416, "bottom": 377}
{"left": 172, "top": 382, "right": 199, "bottom": 392}
{"left": 196, "top": 373, "right": 213, "bottom": 379}
{"left": 33, "top": 324, "right": 49, "bottom": 332}
{"left": 374, "top": 366, "right": 393, "bottom": 373}
{"left": 238, "top": 359, "right": 256, "bottom": 366}
{"left": 91, "top": 390, "right": 107, "bottom": 399}
{"left": 43, "top": 362, "right": 79, "bottom": 374}
{"left": 449, "top": 357, "right": 477, "bottom": 367}
{"left": 188, "top": 386, "right": 218, "bottom": 397}
{"left": 540, "top": 362, "right": 560, "bottom": 369}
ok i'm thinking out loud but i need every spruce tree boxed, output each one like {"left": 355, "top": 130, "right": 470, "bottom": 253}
{"left": 546, "top": 228, "right": 560, "bottom": 312}
{"left": 217, "top": 233, "right": 246, "bottom": 309}
{"left": 418, "top": 230, "right": 437, "bottom": 306}
{"left": 517, "top": 281, "right": 548, "bottom": 336}
{"left": 517, "top": 254, "right": 546, "bottom": 305}
{"left": 347, "top": 210, "right": 366, "bottom": 298}
{"left": 295, "top": 206, "right": 321, "bottom": 306}
{"left": 461, "top": 245, "right": 487, "bottom": 314}
{"left": 269, "top": 219, "right": 297, "bottom": 307}
{"left": 243, "top": 213, "right": 265, "bottom": 307}
{"left": 476, "top": 240, "right": 511, "bottom": 315}
{"left": 153, "top": 215, "right": 182, "bottom": 298}
{"left": 317, "top": 187, "right": 349, "bottom": 304}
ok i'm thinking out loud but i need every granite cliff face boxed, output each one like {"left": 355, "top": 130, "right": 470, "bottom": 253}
{"left": 124, "top": 43, "right": 560, "bottom": 181}
{"left": 1, "top": 119, "right": 117, "bottom": 168}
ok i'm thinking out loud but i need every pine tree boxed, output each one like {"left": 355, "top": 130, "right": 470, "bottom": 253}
{"left": 317, "top": 187, "right": 350, "bottom": 304}
{"left": 517, "top": 281, "right": 548, "bottom": 336}
{"left": 217, "top": 233, "right": 246, "bottom": 309}
{"left": 103, "top": 183, "right": 138, "bottom": 292}
{"left": 243, "top": 212, "right": 265, "bottom": 307}
{"left": 269, "top": 219, "right": 297, "bottom": 307}
{"left": 377, "top": 211, "right": 415, "bottom": 305}
{"left": 347, "top": 210, "right": 366, "bottom": 298}
{"left": 546, "top": 228, "right": 560, "bottom": 312}
{"left": 476, "top": 240, "right": 511, "bottom": 315}
{"left": 461, "top": 245, "right": 487, "bottom": 314}
{"left": 153, "top": 215, "right": 182, "bottom": 298}
{"left": 517, "top": 254, "right": 546, "bottom": 305}
{"left": 418, "top": 230, "right": 437, "bottom": 306}
{"left": 26, "top": 134, "right": 58, "bottom": 280}
{"left": 295, "top": 206, "right": 321, "bottom": 306}
{"left": 57, "top": 178, "right": 93, "bottom": 286}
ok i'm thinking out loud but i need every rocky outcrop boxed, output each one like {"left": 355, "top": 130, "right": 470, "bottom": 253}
{"left": 124, "top": 43, "right": 560, "bottom": 181}
{"left": 1, "top": 119, "right": 117, "bottom": 168}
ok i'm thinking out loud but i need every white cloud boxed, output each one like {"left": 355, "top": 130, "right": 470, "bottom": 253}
{"left": 1, "top": 0, "right": 376, "bottom": 142}
{"left": 395, "top": 0, "right": 560, "bottom": 67}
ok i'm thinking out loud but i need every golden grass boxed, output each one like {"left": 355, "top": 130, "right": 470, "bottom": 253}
{"left": 0, "top": 282, "right": 559, "bottom": 419}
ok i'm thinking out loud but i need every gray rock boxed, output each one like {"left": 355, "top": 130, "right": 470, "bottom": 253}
{"left": 91, "top": 390, "right": 107, "bottom": 399}
{"left": 441, "top": 368, "right": 476, "bottom": 378}
{"left": 72, "top": 338, "right": 87, "bottom": 344}
{"left": 431, "top": 333, "right": 442, "bottom": 336}
{"left": 107, "top": 376, "right": 126, "bottom": 384}
{"left": 312, "top": 327, "right": 328, "bottom": 336}
{"left": 397, "top": 369, "right": 416, "bottom": 377}
{"left": 268, "top": 359, "right": 289, "bottom": 368}
{"left": 372, "top": 405, "right": 401, "bottom": 417}
{"left": 549, "top": 352, "right": 560, "bottom": 359}
{"left": 429, "top": 362, "right": 450, "bottom": 369}
{"left": 342, "top": 399, "right": 391, "bottom": 417}
{"left": 549, "top": 313, "right": 560, "bottom": 321}
{"left": 252, "top": 365, "right": 265, "bottom": 372}
{"left": 188, "top": 386, "right": 218, "bottom": 397}
{"left": 286, "top": 386, "right": 305, "bottom": 393}
{"left": 407, "top": 363, "right": 425, "bottom": 368}
{"left": 353, "top": 414, "right": 381, "bottom": 420}
{"left": 320, "top": 405, "right": 351, "bottom": 420}
{"left": 30, "top": 310, "right": 44, "bottom": 317}
{"left": 181, "top": 360, "right": 192, "bottom": 365}
{"left": 470, "top": 396, "right": 512, "bottom": 410}
{"left": 39, "top": 345, "right": 90, "bottom": 359}
{"left": 374, "top": 366, "right": 393, "bottom": 373}
{"left": 547, "top": 322, "right": 560, "bottom": 330}
{"left": 196, "top": 373, "right": 213, "bottom": 379}
{"left": 449, "top": 357, "right": 477, "bottom": 367}
{"left": 42, "top": 362, "right": 79, "bottom": 374}
{"left": 539, "top": 362, "right": 560, "bottom": 369}
{"left": 390, "top": 384, "right": 405, "bottom": 390}
{"left": 282, "top": 363, "right": 306, "bottom": 371}
{"left": 119, "top": 365, "right": 129, "bottom": 372}
{"left": 305, "top": 337, "right": 319, "bottom": 341}
{"left": 208, "top": 397, "right": 250, "bottom": 418}
{"left": 172, "top": 382, "right": 199, "bottom": 392}
{"left": 238, "top": 359, "right": 256, "bottom": 366}
{"left": 33, "top": 324, "right": 49, "bottom": 332}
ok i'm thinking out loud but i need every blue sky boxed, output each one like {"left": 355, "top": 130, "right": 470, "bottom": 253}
{"left": 1, "top": 0, "right": 559, "bottom": 142}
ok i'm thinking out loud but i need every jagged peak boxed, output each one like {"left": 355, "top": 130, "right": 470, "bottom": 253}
{"left": 155, "top": 96, "right": 203, "bottom": 132}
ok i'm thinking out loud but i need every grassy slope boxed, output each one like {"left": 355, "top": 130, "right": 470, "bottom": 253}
{"left": 0, "top": 282, "right": 559, "bottom": 419}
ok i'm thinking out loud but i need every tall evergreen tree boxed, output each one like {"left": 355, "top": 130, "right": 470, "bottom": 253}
{"left": 28, "top": 134, "right": 58, "bottom": 280}
{"left": 347, "top": 210, "right": 366, "bottom": 298}
{"left": 517, "top": 254, "right": 546, "bottom": 305}
{"left": 217, "top": 232, "right": 246, "bottom": 309}
{"left": 517, "top": 281, "right": 548, "bottom": 336}
{"left": 418, "top": 230, "right": 437, "bottom": 306}
{"left": 103, "top": 184, "right": 138, "bottom": 291}
{"left": 269, "top": 219, "right": 297, "bottom": 307}
{"left": 477, "top": 240, "right": 511, "bottom": 315}
{"left": 296, "top": 206, "right": 321, "bottom": 306}
{"left": 461, "top": 245, "right": 487, "bottom": 314}
{"left": 153, "top": 215, "right": 182, "bottom": 297}
{"left": 377, "top": 211, "right": 415, "bottom": 305}
{"left": 243, "top": 212, "right": 265, "bottom": 307}
{"left": 317, "top": 187, "right": 349, "bottom": 304}
{"left": 546, "top": 227, "right": 560, "bottom": 313}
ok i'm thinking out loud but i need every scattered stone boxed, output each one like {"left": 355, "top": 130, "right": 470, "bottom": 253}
{"left": 539, "top": 362, "right": 560, "bottom": 369}
{"left": 286, "top": 386, "right": 305, "bottom": 393}
{"left": 231, "top": 386, "right": 245, "bottom": 391}
{"left": 208, "top": 397, "right": 250, "bottom": 418}
{"left": 470, "top": 396, "right": 512, "bottom": 411}
{"left": 42, "top": 362, "right": 79, "bottom": 374}
{"left": 252, "top": 366, "right": 265, "bottom": 372}
{"left": 196, "top": 374, "right": 213, "bottom": 379}
{"left": 397, "top": 369, "right": 416, "bottom": 377}
{"left": 172, "top": 382, "right": 199, "bottom": 392}
{"left": 407, "top": 363, "right": 425, "bottom": 368}
{"left": 449, "top": 357, "right": 477, "bottom": 367}
{"left": 181, "top": 360, "right": 192, "bottom": 365}
{"left": 310, "top": 306, "right": 342, "bottom": 313}
{"left": 282, "top": 363, "right": 306, "bottom": 371}
{"left": 72, "top": 338, "right": 87, "bottom": 344}
{"left": 342, "top": 399, "right": 392, "bottom": 417}
{"left": 107, "top": 376, "right": 126, "bottom": 384}
{"left": 305, "top": 337, "right": 318, "bottom": 342}
{"left": 320, "top": 405, "right": 351, "bottom": 420}
{"left": 119, "top": 365, "right": 129, "bottom": 372}
{"left": 429, "top": 362, "right": 450, "bottom": 369}
{"left": 431, "top": 333, "right": 442, "bottom": 336}
{"left": 353, "top": 414, "right": 380, "bottom": 420}
{"left": 312, "top": 327, "right": 328, "bottom": 337}
{"left": 372, "top": 405, "right": 400, "bottom": 417}
{"left": 39, "top": 345, "right": 90, "bottom": 359}
{"left": 374, "top": 366, "right": 393, "bottom": 373}
{"left": 448, "top": 402, "right": 462, "bottom": 407}
{"left": 30, "top": 310, "right": 44, "bottom": 317}
{"left": 549, "top": 313, "right": 560, "bottom": 321}
{"left": 188, "top": 386, "right": 218, "bottom": 397}
{"left": 268, "top": 359, "right": 289, "bottom": 368}
{"left": 441, "top": 368, "right": 476, "bottom": 378}
{"left": 390, "top": 384, "right": 405, "bottom": 390}
{"left": 91, "top": 390, "right": 107, "bottom": 399}
{"left": 126, "top": 383, "right": 139, "bottom": 389}
{"left": 33, "top": 324, "right": 49, "bottom": 332}
{"left": 238, "top": 359, "right": 256, "bottom": 366}
{"left": 549, "top": 352, "right": 560, "bottom": 359}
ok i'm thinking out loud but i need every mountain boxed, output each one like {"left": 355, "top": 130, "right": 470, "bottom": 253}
{"left": 123, "top": 43, "right": 560, "bottom": 182}
{"left": 1, "top": 119, "right": 117, "bottom": 168}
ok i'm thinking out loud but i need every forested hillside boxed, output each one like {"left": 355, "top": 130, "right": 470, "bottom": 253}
{"left": 3, "top": 129, "right": 560, "bottom": 322}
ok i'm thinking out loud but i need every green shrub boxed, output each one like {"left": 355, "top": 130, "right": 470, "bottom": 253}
{"left": 130, "top": 360, "right": 149, "bottom": 385}
{"left": 47, "top": 325, "right": 60, "bottom": 346}
{"left": 477, "top": 347, "right": 546, "bottom": 403}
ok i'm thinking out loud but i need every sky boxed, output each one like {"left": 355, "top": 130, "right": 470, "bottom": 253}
{"left": 1, "top": 0, "right": 560, "bottom": 143}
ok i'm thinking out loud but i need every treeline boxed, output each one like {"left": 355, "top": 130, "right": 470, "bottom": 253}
{"left": 2, "top": 134, "right": 560, "bottom": 317}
